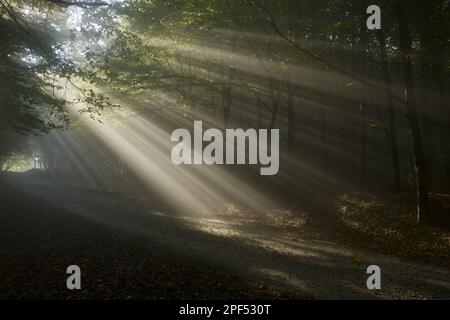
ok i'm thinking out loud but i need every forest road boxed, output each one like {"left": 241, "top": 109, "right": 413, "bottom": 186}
{"left": 1, "top": 174, "right": 449, "bottom": 299}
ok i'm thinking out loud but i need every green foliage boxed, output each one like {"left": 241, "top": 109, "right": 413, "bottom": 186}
{"left": 0, "top": 0, "right": 120, "bottom": 135}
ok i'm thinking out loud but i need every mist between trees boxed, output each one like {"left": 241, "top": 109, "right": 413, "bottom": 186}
{"left": 0, "top": 0, "right": 449, "bottom": 225}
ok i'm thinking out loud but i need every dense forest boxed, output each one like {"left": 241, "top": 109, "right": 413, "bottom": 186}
{"left": 1, "top": 0, "right": 449, "bottom": 224}
{"left": 0, "top": 0, "right": 450, "bottom": 301}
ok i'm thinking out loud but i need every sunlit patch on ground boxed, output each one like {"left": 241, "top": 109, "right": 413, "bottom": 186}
{"left": 333, "top": 193, "right": 450, "bottom": 267}
{"left": 209, "top": 203, "right": 310, "bottom": 229}
{"left": 255, "top": 268, "right": 310, "bottom": 293}
{"left": 163, "top": 196, "right": 450, "bottom": 269}
{"left": 175, "top": 207, "right": 320, "bottom": 259}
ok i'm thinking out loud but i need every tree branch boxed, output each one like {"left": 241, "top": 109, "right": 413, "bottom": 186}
{"left": 248, "top": 0, "right": 408, "bottom": 108}
{"left": 46, "top": 0, "right": 109, "bottom": 7}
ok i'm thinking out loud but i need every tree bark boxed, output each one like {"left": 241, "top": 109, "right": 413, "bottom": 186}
{"left": 396, "top": 0, "right": 430, "bottom": 224}
{"left": 286, "top": 80, "right": 296, "bottom": 158}
{"left": 376, "top": 29, "right": 402, "bottom": 193}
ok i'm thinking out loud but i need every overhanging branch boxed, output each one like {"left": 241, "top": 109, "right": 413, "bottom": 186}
{"left": 248, "top": 0, "right": 408, "bottom": 108}
{"left": 46, "top": 0, "right": 109, "bottom": 7}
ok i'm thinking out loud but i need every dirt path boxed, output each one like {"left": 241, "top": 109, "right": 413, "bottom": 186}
{"left": 1, "top": 174, "right": 449, "bottom": 299}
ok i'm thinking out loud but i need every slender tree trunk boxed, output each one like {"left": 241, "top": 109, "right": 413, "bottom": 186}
{"left": 222, "top": 85, "right": 232, "bottom": 127}
{"left": 360, "top": 102, "right": 367, "bottom": 187}
{"left": 287, "top": 80, "right": 296, "bottom": 158}
{"left": 269, "top": 78, "right": 279, "bottom": 129}
{"left": 320, "top": 107, "right": 329, "bottom": 173}
{"left": 256, "top": 97, "right": 262, "bottom": 129}
{"left": 221, "top": 66, "right": 233, "bottom": 127}
{"left": 396, "top": 1, "right": 430, "bottom": 224}
{"left": 376, "top": 29, "right": 402, "bottom": 193}
{"left": 430, "top": 1, "right": 450, "bottom": 190}
{"left": 270, "top": 100, "right": 278, "bottom": 129}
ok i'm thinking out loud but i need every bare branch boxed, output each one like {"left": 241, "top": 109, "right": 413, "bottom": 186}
{"left": 248, "top": 0, "right": 408, "bottom": 108}
{"left": 46, "top": 0, "right": 109, "bottom": 7}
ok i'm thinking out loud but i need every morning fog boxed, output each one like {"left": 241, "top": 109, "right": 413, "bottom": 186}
{"left": 171, "top": 121, "right": 279, "bottom": 175}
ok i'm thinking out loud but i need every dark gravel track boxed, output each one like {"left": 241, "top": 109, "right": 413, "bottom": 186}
{"left": 1, "top": 172, "right": 449, "bottom": 299}
{"left": 0, "top": 173, "right": 300, "bottom": 299}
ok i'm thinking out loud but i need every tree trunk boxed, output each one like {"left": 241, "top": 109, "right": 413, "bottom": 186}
{"left": 222, "top": 85, "right": 232, "bottom": 127}
{"left": 269, "top": 78, "right": 279, "bottom": 129}
{"left": 396, "top": 1, "right": 430, "bottom": 224}
{"left": 376, "top": 29, "right": 402, "bottom": 193}
{"left": 221, "top": 65, "right": 233, "bottom": 127}
{"left": 320, "top": 107, "right": 329, "bottom": 173}
{"left": 359, "top": 102, "right": 367, "bottom": 188}
{"left": 287, "top": 80, "right": 296, "bottom": 158}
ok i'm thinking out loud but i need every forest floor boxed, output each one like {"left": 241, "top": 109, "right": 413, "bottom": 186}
{"left": 0, "top": 172, "right": 449, "bottom": 299}
{"left": 213, "top": 192, "right": 450, "bottom": 269}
